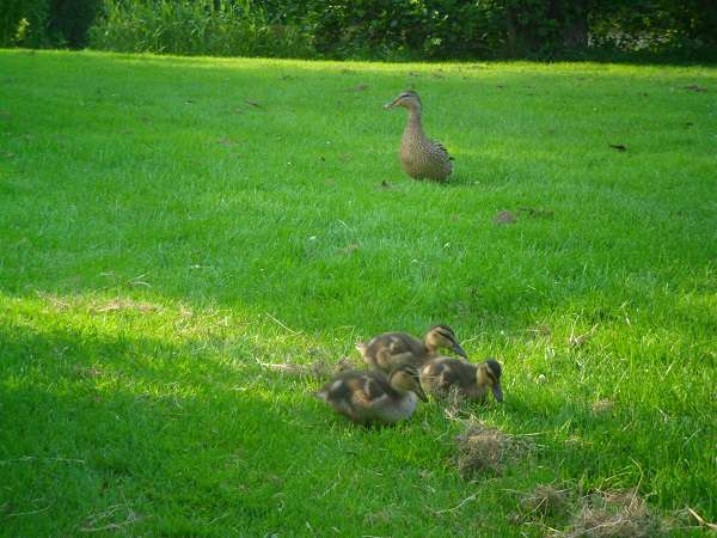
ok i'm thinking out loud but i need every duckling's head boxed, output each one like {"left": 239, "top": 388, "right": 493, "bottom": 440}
{"left": 476, "top": 359, "right": 503, "bottom": 402}
{"left": 426, "top": 325, "right": 467, "bottom": 358}
{"left": 384, "top": 90, "right": 422, "bottom": 111}
{"left": 389, "top": 364, "right": 428, "bottom": 402}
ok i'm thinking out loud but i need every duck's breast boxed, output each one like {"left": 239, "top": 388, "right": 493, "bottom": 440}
{"left": 372, "top": 392, "right": 418, "bottom": 423}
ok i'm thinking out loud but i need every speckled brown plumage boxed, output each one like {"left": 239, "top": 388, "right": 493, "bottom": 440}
{"left": 356, "top": 325, "right": 466, "bottom": 374}
{"left": 420, "top": 358, "right": 504, "bottom": 403}
{"left": 314, "top": 365, "right": 428, "bottom": 425}
{"left": 385, "top": 90, "right": 453, "bottom": 182}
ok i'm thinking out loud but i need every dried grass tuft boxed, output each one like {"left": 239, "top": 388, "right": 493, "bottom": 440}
{"left": 591, "top": 399, "right": 615, "bottom": 415}
{"left": 440, "top": 386, "right": 473, "bottom": 419}
{"left": 552, "top": 488, "right": 663, "bottom": 538}
{"left": 454, "top": 422, "right": 533, "bottom": 478}
{"left": 514, "top": 485, "right": 671, "bottom": 537}
{"left": 565, "top": 488, "right": 660, "bottom": 537}
{"left": 90, "top": 298, "right": 160, "bottom": 314}
{"left": 520, "top": 484, "right": 571, "bottom": 520}
{"left": 258, "top": 357, "right": 356, "bottom": 379}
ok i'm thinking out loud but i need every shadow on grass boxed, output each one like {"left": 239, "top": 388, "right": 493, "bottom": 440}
{"left": 0, "top": 318, "right": 330, "bottom": 536}
{"left": 493, "top": 388, "right": 716, "bottom": 516}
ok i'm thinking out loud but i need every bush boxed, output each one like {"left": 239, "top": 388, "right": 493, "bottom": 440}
{"left": 5, "top": 0, "right": 717, "bottom": 61}
{"left": 1, "top": 0, "right": 101, "bottom": 48}
{"left": 589, "top": 0, "right": 717, "bottom": 61}
{"left": 305, "top": 0, "right": 508, "bottom": 60}
{"left": 88, "top": 0, "right": 315, "bottom": 58}
{"left": 1, "top": 0, "right": 50, "bottom": 47}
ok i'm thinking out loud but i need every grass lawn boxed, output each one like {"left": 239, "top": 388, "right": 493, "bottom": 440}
{"left": 0, "top": 49, "right": 715, "bottom": 536}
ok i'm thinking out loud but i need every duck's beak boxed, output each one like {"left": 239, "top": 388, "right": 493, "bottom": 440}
{"left": 415, "top": 383, "right": 428, "bottom": 402}
{"left": 452, "top": 343, "right": 467, "bottom": 358}
{"left": 492, "top": 384, "right": 504, "bottom": 403}
{"left": 384, "top": 97, "right": 400, "bottom": 109}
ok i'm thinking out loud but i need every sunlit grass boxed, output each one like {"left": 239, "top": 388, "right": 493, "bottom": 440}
{"left": 1, "top": 49, "right": 715, "bottom": 536}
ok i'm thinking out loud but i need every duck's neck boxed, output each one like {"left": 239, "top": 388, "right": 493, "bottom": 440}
{"left": 405, "top": 106, "right": 423, "bottom": 133}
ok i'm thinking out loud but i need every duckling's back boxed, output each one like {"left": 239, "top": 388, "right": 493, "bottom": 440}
{"left": 420, "top": 357, "right": 481, "bottom": 399}
{"left": 360, "top": 332, "right": 427, "bottom": 371}
{"left": 315, "top": 370, "right": 419, "bottom": 425}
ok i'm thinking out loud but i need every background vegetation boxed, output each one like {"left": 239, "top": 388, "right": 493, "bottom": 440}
{"left": 0, "top": 49, "right": 715, "bottom": 536}
{"left": 2, "top": 0, "right": 717, "bottom": 61}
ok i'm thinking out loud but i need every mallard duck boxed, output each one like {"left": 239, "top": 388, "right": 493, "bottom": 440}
{"left": 384, "top": 90, "right": 453, "bottom": 182}
{"left": 356, "top": 325, "right": 466, "bottom": 374}
{"left": 420, "top": 357, "right": 503, "bottom": 403}
{"left": 314, "top": 364, "right": 428, "bottom": 425}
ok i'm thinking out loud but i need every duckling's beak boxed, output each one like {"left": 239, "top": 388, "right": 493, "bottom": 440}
{"left": 452, "top": 343, "right": 467, "bottom": 358}
{"left": 415, "top": 383, "right": 428, "bottom": 402}
{"left": 492, "top": 384, "right": 504, "bottom": 403}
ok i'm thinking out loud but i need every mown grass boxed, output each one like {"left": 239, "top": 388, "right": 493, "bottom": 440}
{"left": 0, "top": 50, "right": 715, "bottom": 536}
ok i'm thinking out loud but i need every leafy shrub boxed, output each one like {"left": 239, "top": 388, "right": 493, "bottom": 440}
{"left": 5, "top": 0, "right": 717, "bottom": 61}
{"left": 589, "top": 0, "right": 717, "bottom": 61}
{"left": 305, "top": 0, "right": 508, "bottom": 60}
{"left": 1, "top": 0, "right": 50, "bottom": 47}
{"left": 1, "top": 0, "right": 101, "bottom": 48}
{"left": 88, "top": 0, "right": 315, "bottom": 58}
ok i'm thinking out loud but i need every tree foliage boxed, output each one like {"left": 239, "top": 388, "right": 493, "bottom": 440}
{"left": 1, "top": 0, "right": 100, "bottom": 48}
{"left": 1, "top": 0, "right": 715, "bottom": 61}
{"left": 87, "top": 0, "right": 313, "bottom": 58}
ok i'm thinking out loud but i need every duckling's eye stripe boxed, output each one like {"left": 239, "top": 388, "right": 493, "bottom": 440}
{"left": 435, "top": 327, "right": 455, "bottom": 340}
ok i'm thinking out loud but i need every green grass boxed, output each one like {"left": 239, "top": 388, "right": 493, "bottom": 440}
{"left": 1, "top": 49, "right": 715, "bottom": 536}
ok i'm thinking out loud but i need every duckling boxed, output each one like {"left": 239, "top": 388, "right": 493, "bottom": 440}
{"left": 420, "top": 357, "right": 503, "bottom": 403}
{"left": 384, "top": 90, "right": 453, "bottom": 182}
{"left": 314, "top": 364, "right": 428, "bottom": 425}
{"left": 356, "top": 325, "right": 466, "bottom": 374}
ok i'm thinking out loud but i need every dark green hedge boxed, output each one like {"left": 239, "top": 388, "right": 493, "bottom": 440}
{"left": 2, "top": 0, "right": 716, "bottom": 62}
{"left": 1, "top": 0, "right": 100, "bottom": 48}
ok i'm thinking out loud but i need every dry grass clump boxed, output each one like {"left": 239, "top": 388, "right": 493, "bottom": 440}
{"left": 520, "top": 484, "right": 571, "bottom": 520}
{"left": 257, "top": 356, "right": 356, "bottom": 378}
{"left": 89, "top": 297, "right": 160, "bottom": 314}
{"left": 454, "top": 421, "right": 534, "bottom": 478}
{"left": 591, "top": 399, "right": 615, "bottom": 415}
{"left": 515, "top": 485, "right": 668, "bottom": 537}
{"left": 440, "top": 386, "right": 474, "bottom": 418}
{"left": 561, "top": 489, "right": 661, "bottom": 538}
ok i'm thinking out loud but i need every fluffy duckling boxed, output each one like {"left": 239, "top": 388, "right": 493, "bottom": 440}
{"left": 314, "top": 364, "right": 427, "bottom": 425}
{"left": 384, "top": 90, "right": 453, "bottom": 182}
{"left": 356, "top": 325, "right": 466, "bottom": 374}
{"left": 420, "top": 357, "right": 503, "bottom": 403}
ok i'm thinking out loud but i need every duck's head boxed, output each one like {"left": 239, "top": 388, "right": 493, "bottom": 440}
{"left": 389, "top": 364, "right": 428, "bottom": 402}
{"left": 476, "top": 359, "right": 503, "bottom": 402}
{"left": 384, "top": 90, "right": 422, "bottom": 111}
{"left": 425, "top": 325, "right": 467, "bottom": 358}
